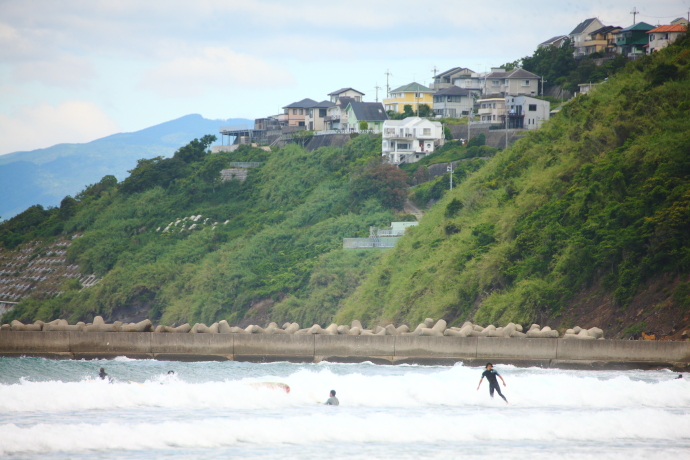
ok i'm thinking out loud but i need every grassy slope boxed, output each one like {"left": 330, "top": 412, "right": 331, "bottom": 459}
{"left": 336, "top": 38, "right": 690, "bottom": 336}
{"left": 2, "top": 135, "right": 395, "bottom": 326}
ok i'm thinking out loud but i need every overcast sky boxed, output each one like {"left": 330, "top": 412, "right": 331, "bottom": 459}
{"left": 1, "top": 0, "right": 689, "bottom": 155}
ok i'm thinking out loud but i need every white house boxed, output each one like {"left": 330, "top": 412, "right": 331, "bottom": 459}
{"left": 504, "top": 96, "right": 550, "bottom": 130}
{"left": 382, "top": 117, "right": 444, "bottom": 165}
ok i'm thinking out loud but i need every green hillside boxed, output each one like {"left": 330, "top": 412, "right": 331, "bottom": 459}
{"left": 337, "top": 37, "right": 690, "bottom": 338}
{"left": 1, "top": 135, "right": 404, "bottom": 326}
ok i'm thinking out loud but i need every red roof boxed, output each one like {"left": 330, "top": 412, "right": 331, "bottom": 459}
{"left": 647, "top": 24, "right": 687, "bottom": 33}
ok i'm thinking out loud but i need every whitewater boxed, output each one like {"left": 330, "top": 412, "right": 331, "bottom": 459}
{"left": 0, "top": 357, "right": 688, "bottom": 459}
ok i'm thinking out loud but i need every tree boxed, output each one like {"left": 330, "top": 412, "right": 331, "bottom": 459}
{"left": 173, "top": 135, "right": 217, "bottom": 163}
{"left": 413, "top": 165, "right": 430, "bottom": 185}
{"left": 418, "top": 104, "right": 432, "bottom": 117}
{"left": 58, "top": 196, "right": 78, "bottom": 220}
{"left": 444, "top": 125, "right": 453, "bottom": 140}
{"left": 197, "top": 154, "right": 229, "bottom": 193}
{"left": 403, "top": 104, "right": 414, "bottom": 118}
{"left": 359, "top": 120, "right": 369, "bottom": 131}
{"left": 467, "top": 132, "right": 486, "bottom": 148}
{"left": 350, "top": 164, "right": 409, "bottom": 210}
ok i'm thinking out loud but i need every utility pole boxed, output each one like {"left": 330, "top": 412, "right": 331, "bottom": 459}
{"left": 630, "top": 7, "right": 639, "bottom": 24}
{"left": 467, "top": 108, "right": 472, "bottom": 143}
{"left": 385, "top": 70, "right": 393, "bottom": 98}
{"left": 447, "top": 162, "right": 454, "bottom": 190}
{"left": 374, "top": 84, "right": 381, "bottom": 102}
{"left": 541, "top": 76, "right": 547, "bottom": 97}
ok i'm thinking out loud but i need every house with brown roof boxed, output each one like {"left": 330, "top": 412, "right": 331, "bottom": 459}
{"left": 647, "top": 24, "right": 687, "bottom": 54}
{"left": 482, "top": 68, "right": 540, "bottom": 97}
{"left": 585, "top": 25, "right": 622, "bottom": 54}
{"left": 569, "top": 18, "right": 605, "bottom": 56}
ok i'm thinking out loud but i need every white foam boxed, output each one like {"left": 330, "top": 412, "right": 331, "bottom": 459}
{"left": 0, "top": 408, "right": 688, "bottom": 455}
{"left": 0, "top": 366, "right": 688, "bottom": 413}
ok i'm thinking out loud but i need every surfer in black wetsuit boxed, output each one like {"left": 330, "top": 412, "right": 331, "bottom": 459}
{"left": 98, "top": 368, "right": 109, "bottom": 380}
{"left": 477, "top": 363, "right": 508, "bottom": 404}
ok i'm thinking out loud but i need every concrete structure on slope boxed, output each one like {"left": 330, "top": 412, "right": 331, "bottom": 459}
{"left": 343, "top": 222, "right": 419, "bottom": 249}
{"left": 381, "top": 117, "right": 443, "bottom": 165}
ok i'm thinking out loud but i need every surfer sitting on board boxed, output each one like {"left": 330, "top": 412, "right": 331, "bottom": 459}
{"left": 325, "top": 390, "right": 339, "bottom": 406}
{"left": 477, "top": 363, "right": 508, "bottom": 404}
{"left": 98, "top": 368, "right": 109, "bottom": 381}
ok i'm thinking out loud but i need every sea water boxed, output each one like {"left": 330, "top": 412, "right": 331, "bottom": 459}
{"left": 0, "top": 357, "right": 688, "bottom": 459}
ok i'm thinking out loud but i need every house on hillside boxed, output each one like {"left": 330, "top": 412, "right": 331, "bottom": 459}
{"left": 672, "top": 17, "right": 689, "bottom": 26}
{"left": 482, "top": 68, "right": 540, "bottom": 97}
{"left": 477, "top": 97, "right": 505, "bottom": 124}
{"left": 431, "top": 67, "right": 476, "bottom": 90}
{"left": 432, "top": 86, "right": 474, "bottom": 117}
{"left": 614, "top": 22, "right": 655, "bottom": 57}
{"left": 328, "top": 88, "right": 364, "bottom": 103}
{"left": 344, "top": 101, "right": 388, "bottom": 132}
{"left": 304, "top": 100, "right": 333, "bottom": 131}
{"left": 647, "top": 24, "right": 687, "bottom": 54}
{"left": 538, "top": 35, "right": 569, "bottom": 48}
{"left": 381, "top": 117, "right": 443, "bottom": 164}
{"left": 504, "top": 96, "right": 550, "bottom": 130}
{"left": 383, "top": 82, "right": 434, "bottom": 114}
{"left": 282, "top": 98, "right": 317, "bottom": 126}
{"left": 585, "top": 25, "right": 622, "bottom": 54}
{"left": 569, "top": 18, "right": 605, "bottom": 56}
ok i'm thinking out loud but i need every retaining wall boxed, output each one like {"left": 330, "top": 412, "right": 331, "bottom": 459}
{"left": 1, "top": 332, "right": 689, "bottom": 370}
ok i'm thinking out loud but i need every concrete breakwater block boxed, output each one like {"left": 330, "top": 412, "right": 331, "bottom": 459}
{"left": 0, "top": 317, "right": 607, "bottom": 341}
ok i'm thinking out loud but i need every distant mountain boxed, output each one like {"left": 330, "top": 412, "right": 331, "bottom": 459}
{"left": 0, "top": 114, "right": 251, "bottom": 220}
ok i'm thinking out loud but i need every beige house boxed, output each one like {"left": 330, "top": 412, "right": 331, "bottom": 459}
{"left": 569, "top": 18, "right": 605, "bottom": 56}
{"left": 304, "top": 100, "right": 332, "bottom": 131}
{"left": 477, "top": 98, "right": 505, "bottom": 123}
{"left": 585, "top": 25, "right": 622, "bottom": 54}
{"left": 328, "top": 88, "right": 364, "bottom": 103}
{"left": 282, "top": 98, "right": 317, "bottom": 127}
{"left": 647, "top": 24, "right": 687, "bottom": 54}
{"left": 483, "top": 68, "right": 540, "bottom": 97}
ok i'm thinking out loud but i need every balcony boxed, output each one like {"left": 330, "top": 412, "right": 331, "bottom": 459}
{"left": 325, "top": 115, "right": 340, "bottom": 121}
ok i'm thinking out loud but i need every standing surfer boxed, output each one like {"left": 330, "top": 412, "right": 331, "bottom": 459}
{"left": 477, "top": 363, "right": 508, "bottom": 404}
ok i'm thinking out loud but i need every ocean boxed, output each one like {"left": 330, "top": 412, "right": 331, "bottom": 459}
{"left": 0, "top": 357, "right": 688, "bottom": 459}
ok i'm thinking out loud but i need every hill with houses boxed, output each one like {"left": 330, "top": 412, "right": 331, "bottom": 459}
{"left": 1, "top": 15, "right": 689, "bottom": 340}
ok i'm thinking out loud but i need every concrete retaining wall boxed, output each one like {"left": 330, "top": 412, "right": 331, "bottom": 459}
{"left": 0, "top": 332, "right": 688, "bottom": 370}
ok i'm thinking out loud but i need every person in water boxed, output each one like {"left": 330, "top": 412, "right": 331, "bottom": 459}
{"left": 477, "top": 363, "right": 508, "bottom": 404}
{"left": 325, "top": 390, "right": 339, "bottom": 406}
{"left": 98, "top": 368, "right": 109, "bottom": 380}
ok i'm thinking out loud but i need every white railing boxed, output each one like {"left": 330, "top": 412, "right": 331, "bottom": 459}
{"left": 314, "top": 129, "right": 378, "bottom": 136}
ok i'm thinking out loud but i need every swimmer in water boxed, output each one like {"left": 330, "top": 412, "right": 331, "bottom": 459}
{"left": 477, "top": 363, "right": 508, "bottom": 404}
{"left": 98, "top": 368, "right": 109, "bottom": 380}
{"left": 325, "top": 390, "right": 339, "bottom": 406}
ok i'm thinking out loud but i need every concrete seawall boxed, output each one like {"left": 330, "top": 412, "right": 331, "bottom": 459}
{"left": 1, "top": 332, "right": 689, "bottom": 370}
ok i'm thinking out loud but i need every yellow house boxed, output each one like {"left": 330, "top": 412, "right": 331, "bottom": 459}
{"left": 383, "top": 82, "right": 434, "bottom": 114}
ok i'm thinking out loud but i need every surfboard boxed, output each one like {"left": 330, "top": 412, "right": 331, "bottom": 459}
{"left": 249, "top": 381, "right": 290, "bottom": 393}
{"left": 129, "top": 380, "right": 145, "bottom": 386}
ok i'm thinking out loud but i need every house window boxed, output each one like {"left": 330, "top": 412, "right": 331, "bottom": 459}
{"left": 529, "top": 104, "right": 537, "bottom": 111}
{"left": 423, "top": 128, "right": 431, "bottom": 135}
{"left": 492, "top": 80, "right": 500, "bottom": 86}
{"left": 298, "top": 121, "right": 305, "bottom": 126}
{"left": 355, "top": 96, "right": 361, "bottom": 102}
{"left": 292, "top": 109, "right": 297, "bottom": 115}
{"left": 319, "top": 109, "right": 327, "bottom": 117}
{"left": 650, "top": 34, "right": 655, "bottom": 41}
{"left": 398, "top": 143, "right": 410, "bottom": 150}
{"left": 465, "top": 79, "right": 472, "bottom": 87}
{"left": 523, "top": 80, "right": 530, "bottom": 86}
{"left": 414, "top": 92, "right": 421, "bottom": 98}
{"left": 299, "top": 109, "right": 304, "bottom": 115}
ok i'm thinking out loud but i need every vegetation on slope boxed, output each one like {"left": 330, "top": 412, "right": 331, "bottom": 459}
{"left": 337, "top": 36, "right": 690, "bottom": 337}
{"left": 1, "top": 134, "right": 407, "bottom": 326}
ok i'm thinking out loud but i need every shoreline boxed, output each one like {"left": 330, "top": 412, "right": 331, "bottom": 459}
{"left": 1, "top": 332, "right": 689, "bottom": 371}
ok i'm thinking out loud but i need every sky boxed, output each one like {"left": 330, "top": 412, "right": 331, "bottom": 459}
{"left": 1, "top": 0, "right": 689, "bottom": 155}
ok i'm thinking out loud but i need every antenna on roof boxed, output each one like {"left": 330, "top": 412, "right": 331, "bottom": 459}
{"left": 385, "top": 69, "right": 393, "bottom": 98}
{"left": 631, "top": 7, "right": 639, "bottom": 24}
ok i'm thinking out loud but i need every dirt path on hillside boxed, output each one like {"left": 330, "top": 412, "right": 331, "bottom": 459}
{"left": 404, "top": 200, "right": 424, "bottom": 220}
